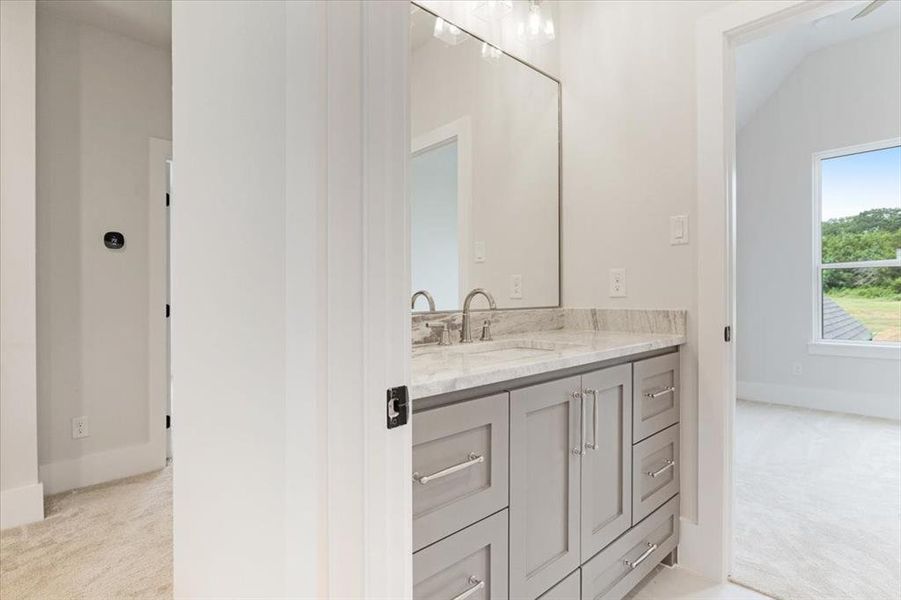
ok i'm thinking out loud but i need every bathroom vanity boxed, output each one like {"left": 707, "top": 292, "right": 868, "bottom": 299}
{"left": 408, "top": 5, "right": 683, "bottom": 598}
{"left": 410, "top": 323, "right": 684, "bottom": 600}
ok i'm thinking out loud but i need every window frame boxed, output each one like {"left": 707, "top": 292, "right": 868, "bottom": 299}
{"left": 811, "top": 138, "right": 901, "bottom": 359}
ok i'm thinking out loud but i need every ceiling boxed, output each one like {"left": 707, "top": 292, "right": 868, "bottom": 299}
{"left": 37, "top": 0, "right": 171, "bottom": 48}
{"left": 736, "top": 0, "right": 901, "bottom": 129}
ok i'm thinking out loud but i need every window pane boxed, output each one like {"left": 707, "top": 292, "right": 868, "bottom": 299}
{"left": 822, "top": 266, "right": 901, "bottom": 342}
{"left": 821, "top": 146, "right": 901, "bottom": 263}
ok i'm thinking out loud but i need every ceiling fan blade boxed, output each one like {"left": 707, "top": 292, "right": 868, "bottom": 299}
{"left": 852, "top": 0, "right": 888, "bottom": 20}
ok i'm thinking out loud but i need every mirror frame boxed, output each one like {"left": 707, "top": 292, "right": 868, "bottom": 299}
{"left": 410, "top": 2, "right": 562, "bottom": 314}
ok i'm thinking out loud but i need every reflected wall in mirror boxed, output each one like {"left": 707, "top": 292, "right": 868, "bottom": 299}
{"left": 410, "top": 4, "right": 560, "bottom": 312}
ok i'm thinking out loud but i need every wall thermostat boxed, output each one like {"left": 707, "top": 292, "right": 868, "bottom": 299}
{"left": 104, "top": 231, "right": 125, "bottom": 249}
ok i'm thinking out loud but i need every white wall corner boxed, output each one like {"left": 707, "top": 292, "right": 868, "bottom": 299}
{"left": 0, "top": 481, "right": 44, "bottom": 530}
{"left": 737, "top": 380, "right": 901, "bottom": 421}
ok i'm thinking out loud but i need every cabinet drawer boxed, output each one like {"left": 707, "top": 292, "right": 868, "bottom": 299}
{"left": 581, "top": 496, "right": 680, "bottom": 600}
{"left": 413, "top": 510, "right": 508, "bottom": 600}
{"left": 413, "top": 393, "right": 509, "bottom": 551}
{"left": 539, "top": 569, "right": 580, "bottom": 600}
{"left": 632, "top": 353, "right": 680, "bottom": 442}
{"left": 632, "top": 425, "right": 679, "bottom": 524}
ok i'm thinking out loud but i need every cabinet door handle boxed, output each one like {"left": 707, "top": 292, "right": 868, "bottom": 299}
{"left": 572, "top": 391, "right": 586, "bottom": 455}
{"left": 413, "top": 453, "right": 484, "bottom": 485}
{"left": 644, "top": 385, "right": 675, "bottom": 399}
{"left": 647, "top": 459, "right": 675, "bottom": 478}
{"left": 624, "top": 542, "right": 658, "bottom": 570}
{"left": 584, "top": 389, "right": 600, "bottom": 450}
{"left": 451, "top": 576, "right": 484, "bottom": 600}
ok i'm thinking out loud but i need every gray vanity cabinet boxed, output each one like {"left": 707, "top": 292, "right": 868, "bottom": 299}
{"left": 580, "top": 364, "right": 632, "bottom": 560}
{"left": 509, "top": 376, "right": 582, "bottom": 600}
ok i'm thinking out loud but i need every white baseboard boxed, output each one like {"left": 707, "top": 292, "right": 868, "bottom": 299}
{"left": 737, "top": 380, "right": 901, "bottom": 420}
{"left": 0, "top": 481, "right": 45, "bottom": 530}
{"left": 39, "top": 441, "right": 166, "bottom": 495}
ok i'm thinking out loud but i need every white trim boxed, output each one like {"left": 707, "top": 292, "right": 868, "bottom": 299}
{"left": 694, "top": 0, "right": 860, "bottom": 583}
{"left": 808, "top": 341, "right": 901, "bottom": 360}
{"left": 39, "top": 441, "right": 163, "bottom": 495}
{"left": 738, "top": 380, "right": 901, "bottom": 421}
{"left": 0, "top": 482, "right": 44, "bottom": 530}
{"left": 411, "top": 116, "right": 473, "bottom": 306}
{"left": 812, "top": 137, "right": 901, "bottom": 346}
{"left": 148, "top": 138, "right": 171, "bottom": 468}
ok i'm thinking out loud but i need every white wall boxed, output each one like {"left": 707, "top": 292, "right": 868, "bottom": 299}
{"left": 737, "top": 27, "right": 901, "bottom": 419}
{"left": 411, "top": 23, "right": 560, "bottom": 308}
{"left": 558, "top": 0, "right": 729, "bottom": 523}
{"left": 34, "top": 10, "right": 172, "bottom": 493}
{"left": 0, "top": 0, "right": 44, "bottom": 530}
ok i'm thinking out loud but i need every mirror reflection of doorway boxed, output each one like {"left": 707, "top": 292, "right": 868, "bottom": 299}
{"left": 411, "top": 138, "right": 460, "bottom": 311}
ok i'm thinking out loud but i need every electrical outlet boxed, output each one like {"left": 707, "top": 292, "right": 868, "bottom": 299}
{"left": 72, "top": 416, "right": 89, "bottom": 439}
{"left": 510, "top": 274, "right": 523, "bottom": 299}
{"left": 791, "top": 362, "right": 802, "bottom": 376}
{"left": 609, "top": 268, "right": 626, "bottom": 297}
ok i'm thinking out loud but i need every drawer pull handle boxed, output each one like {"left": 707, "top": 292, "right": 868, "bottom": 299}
{"left": 572, "top": 391, "right": 586, "bottom": 455}
{"left": 413, "top": 453, "right": 484, "bottom": 485}
{"left": 647, "top": 459, "right": 675, "bottom": 478}
{"left": 624, "top": 543, "right": 658, "bottom": 570}
{"left": 583, "top": 389, "right": 600, "bottom": 450}
{"left": 645, "top": 386, "right": 675, "bottom": 399}
{"left": 451, "top": 576, "right": 485, "bottom": 600}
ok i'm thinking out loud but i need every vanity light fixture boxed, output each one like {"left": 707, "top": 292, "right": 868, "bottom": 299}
{"left": 480, "top": 41, "right": 503, "bottom": 62}
{"left": 433, "top": 17, "right": 466, "bottom": 46}
{"left": 517, "top": 0, "right": 555, "bottom": 45}
{"left": 473, "top": 0, "right": 513, "bottom": 22}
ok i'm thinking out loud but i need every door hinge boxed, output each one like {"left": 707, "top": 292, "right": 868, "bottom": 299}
{"left": 166, "top": 304, "right": 170, "bottom": 318}
{"left": 166, "top": 415, "right": 171, "bottom": 429}
{"left": 724, "top": 325, "right": 732, "bottom": 342}
{"left": 386, "top": 385, "right": 409, "bottom": 429}
{"left": 165, "top": 192, "right": 170, "bottom": 207}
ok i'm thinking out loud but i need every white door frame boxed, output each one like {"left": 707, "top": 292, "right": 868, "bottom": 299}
{"left": 411, "top": 116, "right": 473, "bottom": 306}
{"left": 148, "top": 137, "right": 171, "bottom": 467}
{"left": 690, "top": 0, "right": 862, "bottom": 582}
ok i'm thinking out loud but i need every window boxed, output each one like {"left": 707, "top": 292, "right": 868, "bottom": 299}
{"left": 813, "top": 140, "right": 901, "bottom": 351}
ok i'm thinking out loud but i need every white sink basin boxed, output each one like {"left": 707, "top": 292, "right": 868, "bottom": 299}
{"left": 443, "top": 339, "right": 580, "bottom": 361}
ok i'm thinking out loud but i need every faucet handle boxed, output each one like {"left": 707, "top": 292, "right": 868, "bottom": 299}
{"left": 480, "top": 320, "right": 492, "bottom": 342}
{"left": 427, "top": 322, "right": 452, "bottom": 346}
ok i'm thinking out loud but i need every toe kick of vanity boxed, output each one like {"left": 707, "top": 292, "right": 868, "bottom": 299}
{"left": 412, "top": 346, "right": 682, "bottom": 600}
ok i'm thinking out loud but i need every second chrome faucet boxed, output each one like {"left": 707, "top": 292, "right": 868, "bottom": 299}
{"left": 460, "top": 288, "right": 496, "bottom": 343}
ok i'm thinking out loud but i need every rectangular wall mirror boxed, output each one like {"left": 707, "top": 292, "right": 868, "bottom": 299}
{"left": 410, "top": 4, "right": 561, "bottom": 312}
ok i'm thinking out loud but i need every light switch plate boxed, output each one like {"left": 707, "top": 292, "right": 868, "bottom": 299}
{"left": 474, "top": 241, "right": 486, "bottom": 263}
{"left": 510, "top": 274, "right": 523, "bottom": 299}
{"left": 670, "top": 215, "right": 689, "bottom": 245}
{"left": 609, "top": 268, "right": 626, "bottom": 297}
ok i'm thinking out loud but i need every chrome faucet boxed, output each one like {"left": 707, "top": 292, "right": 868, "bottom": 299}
{"left": 411, "top": 289, "right": 436, "bottom": 312}
{"left": 460, "top": 288, "right": 496, "bottom": 343}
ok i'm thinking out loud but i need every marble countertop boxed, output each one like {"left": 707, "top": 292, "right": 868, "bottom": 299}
{"left": 411, "top": 329, "right": 685, "bottom": 399}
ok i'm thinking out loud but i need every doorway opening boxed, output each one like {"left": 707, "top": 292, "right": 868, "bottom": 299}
{"left": 732, "top": 3, "right": 901, "bottom": 597}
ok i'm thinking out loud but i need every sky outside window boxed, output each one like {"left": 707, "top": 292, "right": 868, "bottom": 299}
{"left": 821, "top": 145, "right": 901, "bottom": 221}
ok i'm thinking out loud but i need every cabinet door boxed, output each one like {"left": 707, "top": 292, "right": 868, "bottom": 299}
{"left": 510, "top": 376, "right": 582, "bottom": 600}
{"left": 581, "top": 364, "right": 632, "bottom": 560}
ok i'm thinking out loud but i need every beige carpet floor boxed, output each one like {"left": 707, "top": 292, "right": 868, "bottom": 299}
{"left": 0, "top": 467, "right": 172, "bottom": 600}
{"left": 733, "top": 400, "right": 901, "bottom": 600}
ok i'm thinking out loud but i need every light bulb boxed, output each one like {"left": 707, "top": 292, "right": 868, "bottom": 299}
{"left": 434, "top": 17, "right": 444, "bottom": 36}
